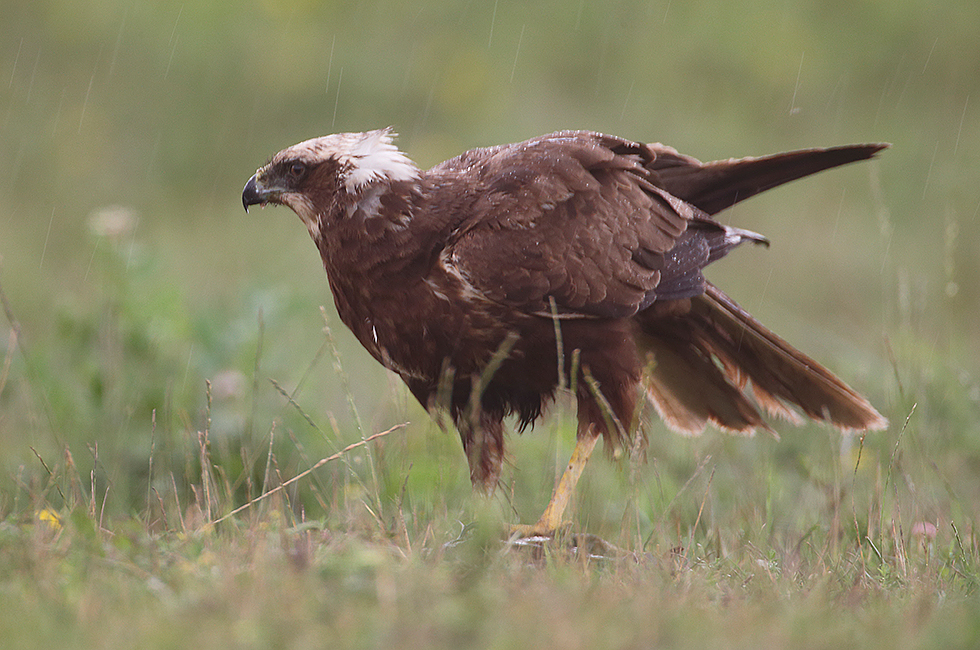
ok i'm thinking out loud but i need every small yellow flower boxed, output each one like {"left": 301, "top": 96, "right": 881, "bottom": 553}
{"left": 37, "top": 508, "right": 62, "bottom": 530}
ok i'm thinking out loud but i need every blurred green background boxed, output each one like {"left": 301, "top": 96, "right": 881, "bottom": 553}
{"left": 1, "top": 0, "right": 978, "bottom": 524}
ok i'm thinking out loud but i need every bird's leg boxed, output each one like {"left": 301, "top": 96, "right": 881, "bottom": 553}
{"left": 533, "top": 431, "right": 601, "bottom": 534}
{"left": 508, "top": 356, "right": 637, "bottom": 539}
{"left": 511, "top": 430, "right": 600, "bottom": 538}
{"left": 458, "top": 405, "right": 505, "bottom": 494}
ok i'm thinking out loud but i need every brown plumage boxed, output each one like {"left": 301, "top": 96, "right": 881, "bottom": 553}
{"left": 243, "top": 129, "right": 888, "bottom": 530}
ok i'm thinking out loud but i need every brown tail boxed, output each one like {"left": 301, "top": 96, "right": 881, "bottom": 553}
{"left": 635, "top": 283, "right": 888, "bottom": 436}
{"left": 649, "top": 143, "right": 890, "bottom": 215}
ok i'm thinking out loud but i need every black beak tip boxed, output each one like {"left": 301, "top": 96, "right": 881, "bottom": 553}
{"left": 242, "top": 174, "right": 260, "bottom": 212}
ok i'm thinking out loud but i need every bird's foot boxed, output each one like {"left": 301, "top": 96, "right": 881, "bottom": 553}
{"left": 505, "top": 521, "right": 572, "bottom": 541}
{"left": 505, "top": 524, "right": 622, "bottom": 561}
{"left": 505, "top": 433, "right": 600, "bottom": 543}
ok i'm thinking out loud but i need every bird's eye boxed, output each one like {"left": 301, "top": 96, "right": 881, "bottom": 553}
{"left": 288, "top": 162, "right": 306, "bottom": 178}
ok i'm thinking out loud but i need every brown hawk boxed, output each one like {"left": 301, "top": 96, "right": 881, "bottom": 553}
{"left": 243, "top": 129, "right": 888, "bottom": 535}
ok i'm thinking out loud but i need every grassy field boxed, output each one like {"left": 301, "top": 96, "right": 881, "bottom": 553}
{"left": 2, "top": 0, "right": 980, "bottom": 647}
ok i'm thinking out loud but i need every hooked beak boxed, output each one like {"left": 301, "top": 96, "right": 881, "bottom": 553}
{"left": 242, "top": 174, "right": 266, "bottom": 212}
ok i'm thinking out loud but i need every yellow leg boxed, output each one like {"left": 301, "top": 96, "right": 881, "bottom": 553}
{"left": 512, "top": 432, "right": 600, "bottom": 538}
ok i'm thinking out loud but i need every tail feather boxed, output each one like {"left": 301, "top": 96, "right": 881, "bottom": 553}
{"left": 649, "top": 143, "right": 890, "bottom": 215}
{"left": 636, "top": 284, "right": 888, "bottom": 435}
{"left": 636, "top": 325, "right": 773, "bottom": 436}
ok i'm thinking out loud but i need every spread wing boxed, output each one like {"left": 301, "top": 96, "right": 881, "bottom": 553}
{"left": 645, "top": 141, "right": 889, "bottom": 215}
{"left": 436, "top": 131, "right": 710, "bottom": 319}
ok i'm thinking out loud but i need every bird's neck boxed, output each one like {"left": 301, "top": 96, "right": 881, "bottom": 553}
{"left": 310, "top": 181, "right": 448, "bottom": 333}
{"left": 306, "top": 180, "right": 456, "bottom": 376}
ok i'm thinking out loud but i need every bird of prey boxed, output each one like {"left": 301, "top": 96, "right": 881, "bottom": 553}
{"left": 243, "top": 129, "right": 888, "bottom": 536}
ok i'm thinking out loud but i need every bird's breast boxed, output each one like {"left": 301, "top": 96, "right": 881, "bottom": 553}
{"left": 332, "top": 261, "right": 526, "bottom": 384}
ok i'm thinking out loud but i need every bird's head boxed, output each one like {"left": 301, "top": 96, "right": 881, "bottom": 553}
{"left": 242, "top": 128, "right": 419, "bottom": 233}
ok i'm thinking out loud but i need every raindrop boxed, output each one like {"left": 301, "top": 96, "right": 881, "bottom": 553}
{"left": 325, "top": 34, "right": 336, "bottom": 95}
{"left": 953, "top": 95, "right": 969, "bottom": 158}
{"left": 164, "top": 34, "right": 179, "bottom": 80}
{"left": 789, "top": 52, "right": 804, "bottom": 115}
{"left": 510, "top": 25, "right": 525, "bottom": 84}
{"left": 7, "top": 37, "right": 22, "bottom": 89}
{"left": 39, "top": 207, "right": 55, "bottom": 270}
{"left": 164, "top": 6, "right": 183, "bottom": 80}
{"left": 25, "top": 49, "right": 40, "bottom": 106}
{"left": 621, "top": 80, "right": 634, "bottom": 121}
{"left": 921, "top": 141, "right": 939, "bottom": 201}
{"left": 78, "top": 46, "right": 103, "bottom": 134}
{"left": 125, "top": 213, "right": 141, "bottom": 272}
{"left": 51, "top": 88, "right": 66, "bottom": 137}
{"left": 108, "top": 10, "right": 128, "bottom": 79}
{"left": 181, "top": 343, "right": 194, "bottom": 394}
{"left": 943, "top": 207, "right": 959, "bottom": 300}
{"left": 921, "top": 37, "right": 939, "bottom": 74}
{"left": 829, "top": 188, "right": 846, "bottom": 243}
{"left": 488, "top": 0, "right": 499, "bottom": 48}
{"left": 415, "top": 80, "right": 437, "bottom": 136}
{"left": 331, "top": 67, "right": 343, "bottom": 130}
{"left": 83, "top": 236, "right": 102, "bottom": 283}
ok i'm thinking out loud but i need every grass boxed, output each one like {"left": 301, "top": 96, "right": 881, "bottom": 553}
{"left": 4, "top": 426, "right": 980, "bottom": 650}
{"left": 2, "top": 217, "right": 980, "bottom": 650}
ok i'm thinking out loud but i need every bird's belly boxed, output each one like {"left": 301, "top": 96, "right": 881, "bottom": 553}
{"left": 355, "top": 298, "right": 538, "bottom": 383}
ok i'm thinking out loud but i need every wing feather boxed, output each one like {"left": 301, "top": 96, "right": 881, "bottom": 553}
{"left": 441, "top": 132, "right": 695, "bottom": 319}
{"left": 646, "top": 142, "right": 889, "bottom": 215}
